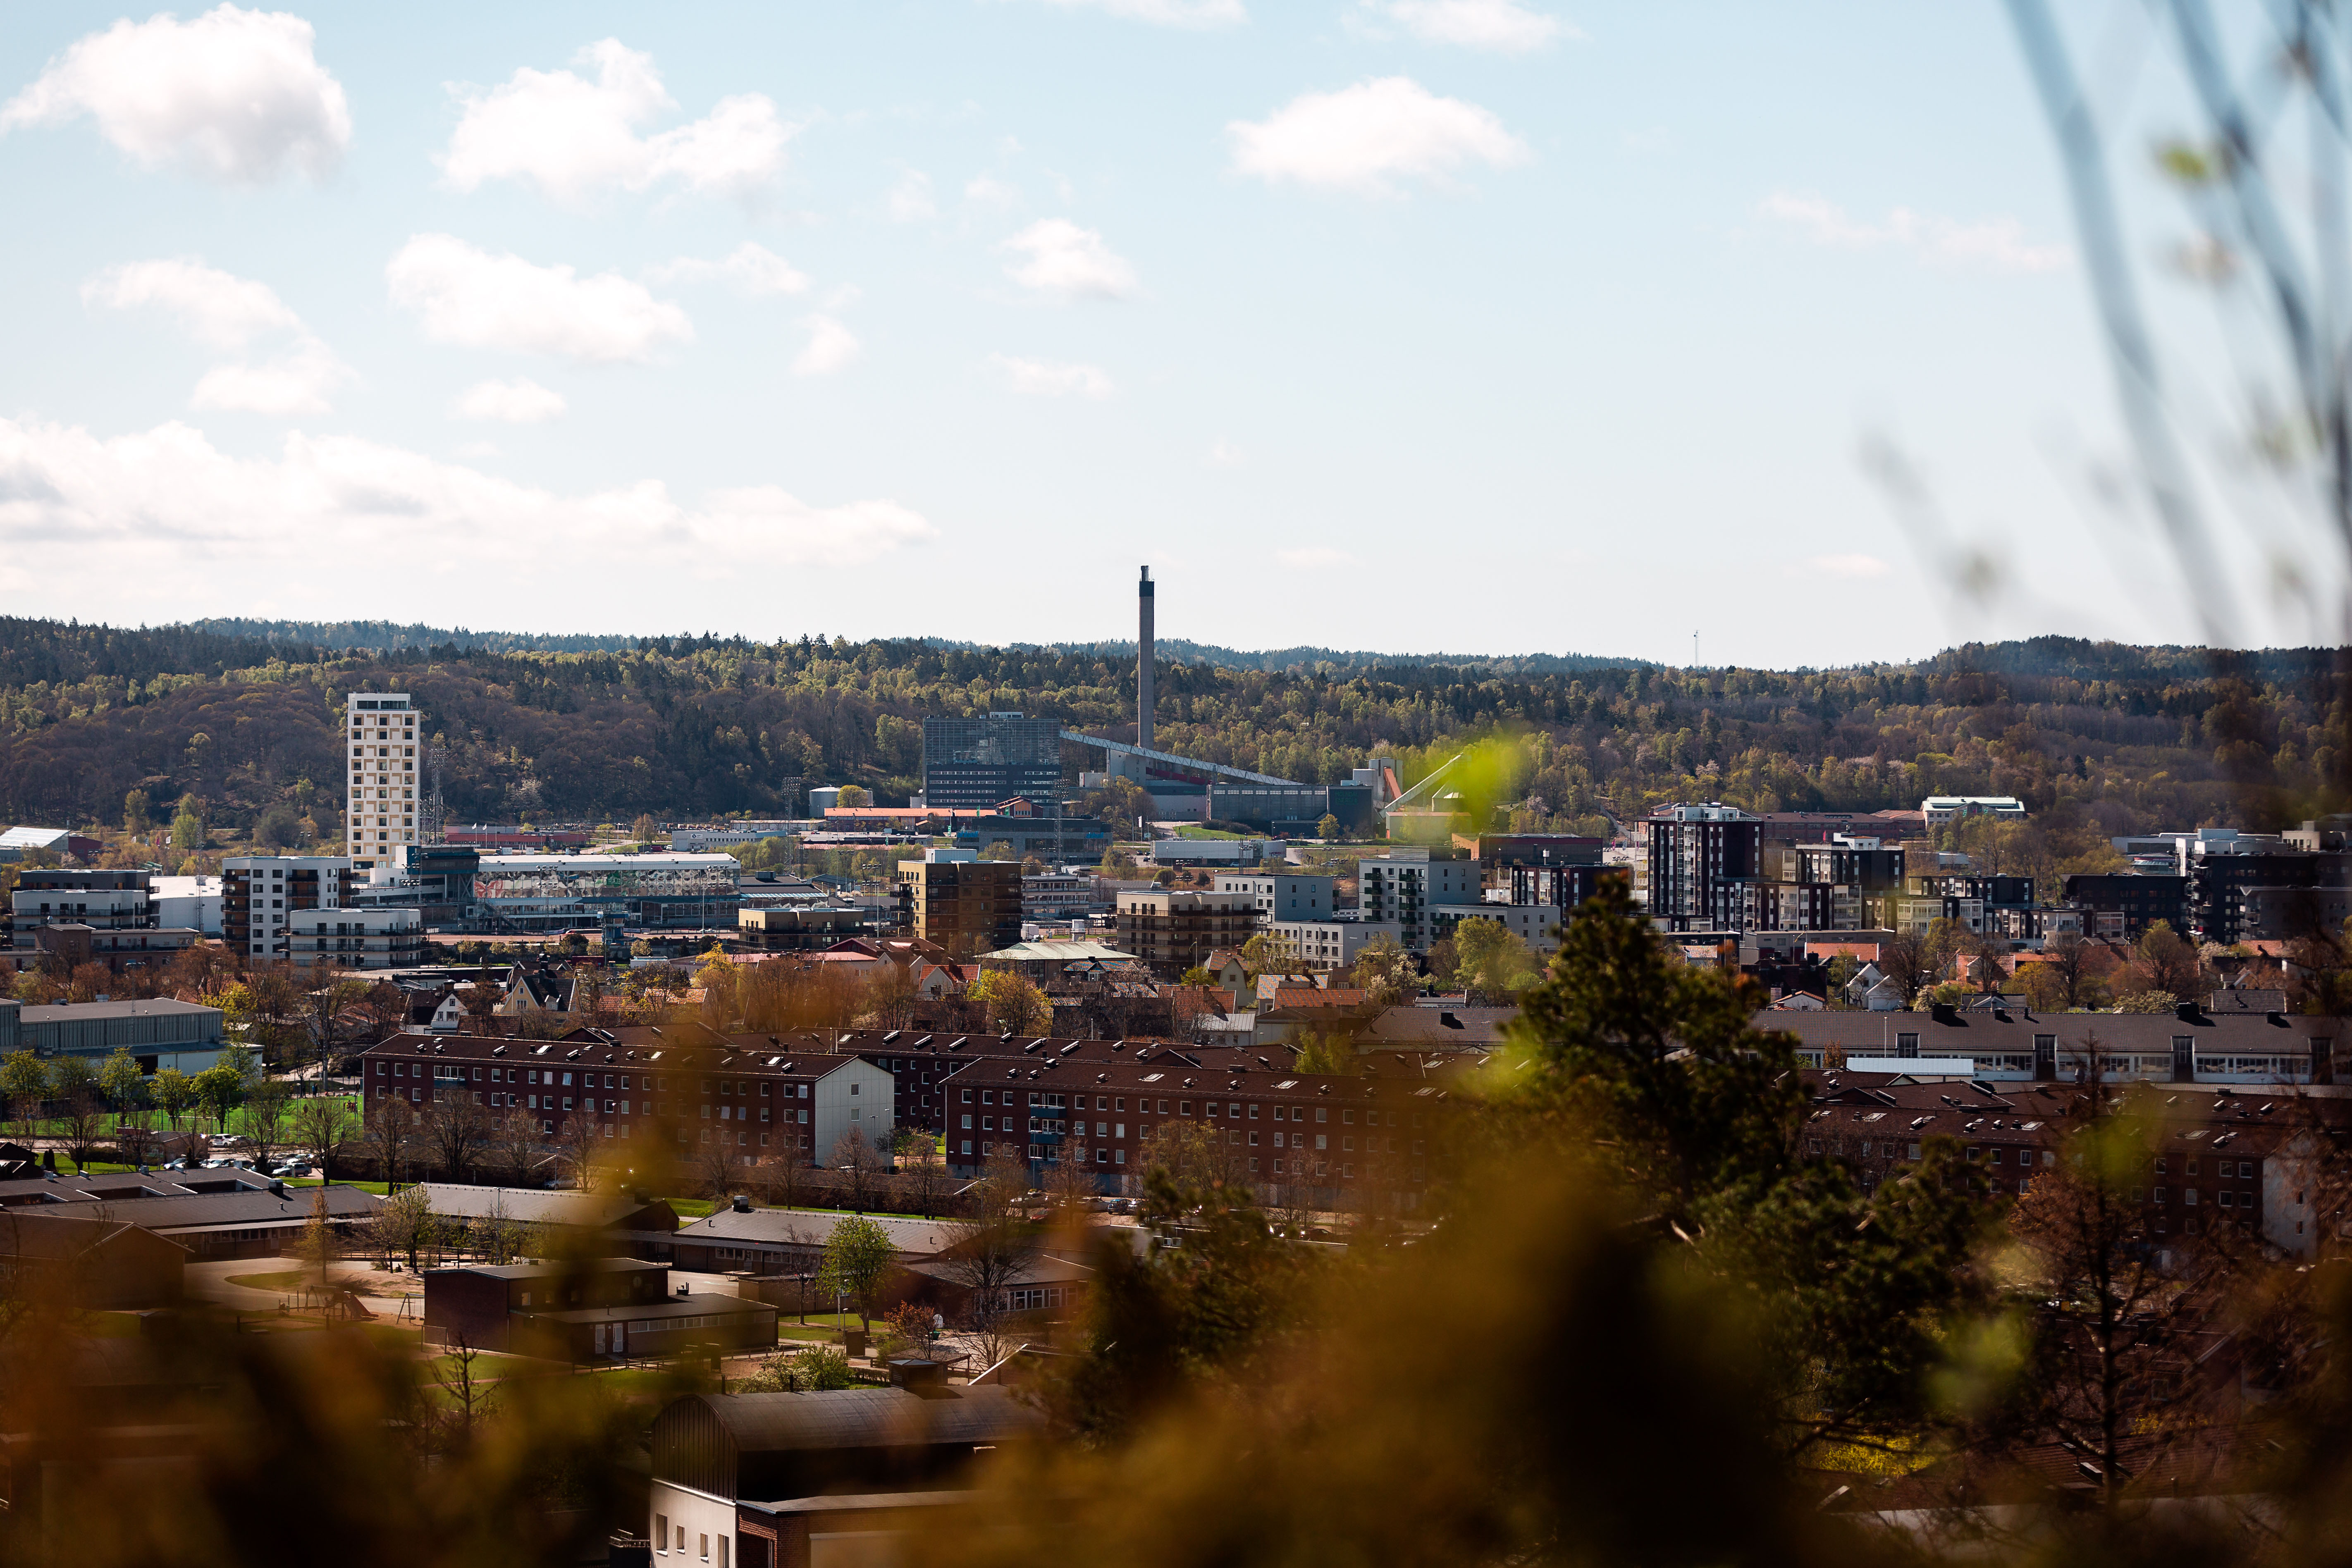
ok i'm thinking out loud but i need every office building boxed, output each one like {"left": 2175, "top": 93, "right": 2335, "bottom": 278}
{"left": 1213, "top": 872, "right": 1338, "bottom": 924}
{"left": 346, "top": 691, "right": 420, "bottom": 870}
{"left": 224, "top": 855, "right": 356, "bottom": 962}
{"left": 471, "top": 854, "right": 740, "bottom": 931}
{"left": 896, "top": 858, "right": 1024, "bottom": 959}
{"left": 921, "top": 714, "right": 1064, "bottom": 811}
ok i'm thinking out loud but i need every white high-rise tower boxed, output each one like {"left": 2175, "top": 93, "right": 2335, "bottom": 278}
{"left": 345, "top": 691, "right": 419, "bottom": 871}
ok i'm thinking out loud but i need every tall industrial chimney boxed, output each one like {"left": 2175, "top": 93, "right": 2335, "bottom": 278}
{"left": 1137, "top": 565, "right": 1155, "bottom": 752}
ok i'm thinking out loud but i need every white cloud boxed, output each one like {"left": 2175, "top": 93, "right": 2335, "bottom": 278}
{"left": 1808, "top": 553, "right": 1892, "bottom": 579}
{"left": 1204, "top": 438, "right": 1246, "bottom": 467}
{"left": 1029, "top": 0, "right": 1246, "bottom": 26}
{"left": 453, "top": 377, "right": 567, "bottom": 424}
{"left": 991, "top": 354, "right": 1115, "bottom": 399}
{"left": 82, "top": 258, "right": 300, "bottom": 349}
{"left": 190, "top": 339, "right": 348, "bottom": 415}
{"left": 84, "top": 256, "right": 349, "bottom": 413}
{"left": 0, "top": 416, "right": 937, "bottom": 581}
{"left": 439, "top": 40, "right": 793, "bottom": 204}
{"left": 965, "top": 174, "right": 1021, "bottom": 213}
{"left": 386, "top": 234, "right": 693, "bottom": 363}
{"left": 792, "top": 316, "right": 862, "bottom": 377}
{"left": 1371, "top": 0, "right": 1577, "bottom": 52}
{"left": 1, "top": 4, "right": 350, "bottom": 184}
{"left": 1277, "top": 546, "right": 1354, "bottom": 568}
{"left": 646, "top": 242, "right": 810, "bottom": 296}
{"left": 1001, "top": 220, "right": 1139, "bottom": 299}
{"left": 888, "top": 169, "right": 937, "bottom": 222}
{"left": 1229, "top": 77, "right": 1529, "bottom": 196}
{"left": 1761, "top": 192, "right": 2071, "bottom": 275}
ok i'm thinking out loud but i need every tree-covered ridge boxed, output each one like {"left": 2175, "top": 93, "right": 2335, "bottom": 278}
{"left": 0, "top": 619, "right": 2338, "bottom": 841}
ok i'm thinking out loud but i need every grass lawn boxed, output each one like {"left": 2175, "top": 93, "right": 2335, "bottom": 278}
{"left": 665, "top": 1197, "right": 716, "bottom": 1218}
{"left": 773, "top": 1312, "right": 867, "bottom": 1337}
{"left": 284, "top": 1178, "right": 390, "bottom": 1194}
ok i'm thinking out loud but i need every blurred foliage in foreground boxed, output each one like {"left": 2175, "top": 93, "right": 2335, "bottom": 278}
{"left": 14, "top": 883, "right": 2352, "bottom": 1564}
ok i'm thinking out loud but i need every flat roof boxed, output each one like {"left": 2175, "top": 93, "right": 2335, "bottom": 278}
{"left": 429, "top": 1257, "right": 660, "bottom": 1280}
{"left": 16, "top": 998, "right": 222, "bottom": 1023}
{"left": 477, "top": 853, "right": 740, "bottom": 871}
{"left": 533, "top": 1294, "right": 771, "bottom": 1324}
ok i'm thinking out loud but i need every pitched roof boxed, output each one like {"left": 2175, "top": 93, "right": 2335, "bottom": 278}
{"left": 415, "top": 1184, "right": 677, "bottom": 1231}
{"left": 1358, "top": 1005, "right": 1518, "bottom": 1046}
{"left": 673, "top": 1208, "right": 955, "bottom": 1255}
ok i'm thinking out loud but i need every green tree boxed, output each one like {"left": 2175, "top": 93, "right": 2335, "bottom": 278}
{"left": 169, "top": 803, "right": 206, "bottom": 853}
{"left": 833, "top": 785, "right": 872, "bottom": 808}
{"left": 1504, "top": 879, "right": 1993, "bottom": 1449}
{"left": 1450, "top": 916, "right": 1539, "bottom": 1002}
{"left": 1316, "top": 812, "right": 1342, "bottom": 840}
{"left": 1239, "top": 931, "right": 1300, "bottom": 978}
{"left": 818, "top": 1214, "right": 898, "bottom": 1330}
{"left": 150, "top": 1067, "right": 195, "bottom": 1131}
{"left": 967, "top": 970, "right": 1051, "bottom": 1036}
{"left": 0, "top": 1049, "right": 51, "bottom": 1138}
{"left": 190, "top": 1064, "right": 246, "bottom": 1134}
{"left": 98, "top": 1045, "right": 145, "bottom": 1110}
{"left": 122, "top": 788, "right": 150, "bottom": 834}
{"left": 49, "top": 1055, "right": 98, "bottom": 1105}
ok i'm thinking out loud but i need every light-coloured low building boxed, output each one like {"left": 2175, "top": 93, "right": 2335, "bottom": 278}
{"left": 1214, "top": 872, "right": 1338, "bottom": 924}
{"left": 1921, "top": 796, "right": 2027, "bottom": 828}
{"left": 1426, "top": 903, "right": 1566, "bottom": 955}
{"left": 148, "top": 874, "right": 223, "bottom": 935}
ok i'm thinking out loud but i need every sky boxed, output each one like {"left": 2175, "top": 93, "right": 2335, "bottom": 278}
{"left": 0, "top": 1, "right": 2329, "bottom": 666}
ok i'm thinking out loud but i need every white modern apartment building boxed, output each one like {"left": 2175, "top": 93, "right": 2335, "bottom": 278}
{"left": 1357, "top": 847, "right": 1483, "bottom": 952}
{"left": 1268, "top": 918, "right": 1404, "bottom": 972}
{"left": 284, "top": 905, "right": 425, "bottom": 970}
{"left": 1213, "top": 873, "right": 1338, "bottom": 924}
{"left": 346, "top": 691, "right": 420, "bottom": 871}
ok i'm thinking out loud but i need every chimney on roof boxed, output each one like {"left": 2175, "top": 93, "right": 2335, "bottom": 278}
{"left": 1138, "top": 565, "right": 1155, "bottom": 752}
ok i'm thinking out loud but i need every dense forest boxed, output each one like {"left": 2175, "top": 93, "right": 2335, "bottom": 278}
{"left": 0, "top": 619, "right": 2341, "bottom": 857}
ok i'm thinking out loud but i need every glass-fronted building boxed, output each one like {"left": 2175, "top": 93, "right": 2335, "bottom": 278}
{"left": 922, "top": 713, "right": 1065, "bottom": 810}
{"left": 471, "top": 854, "right": 741, "bottom": 930}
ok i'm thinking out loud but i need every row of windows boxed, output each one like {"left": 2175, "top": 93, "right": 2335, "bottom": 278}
{"left": 370, "top": 1060, "right": 816, "bottom": 1098}
{"left": 953, "top": 1085, "right": 1409, "bottom": 1128}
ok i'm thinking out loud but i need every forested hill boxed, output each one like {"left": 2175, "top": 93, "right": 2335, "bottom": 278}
{"left": 0, "top": 619, "right": 2340, "bottom": 853}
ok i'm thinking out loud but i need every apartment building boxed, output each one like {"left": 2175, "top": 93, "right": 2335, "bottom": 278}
{"left": 1268, "top": 918, "right": 1404, "bottom": 972}
{"left": 1356, "top": 847, "right": 1482, "bottom": 951}
{"left": 1116, "top": 889, "right": 1258, "bottom": 977}
{"left": 346, "top": 691, "right": 420, "bottom": 871}
{"left": 895, "top": 857, "right": 1023, "bottom": 959}
{"left": 224, "top": 855, "right": 356, "bottom": 962}
{"left": 282, "top": 905, "right": 424, "bottom": 969}
{"left": 1212, "top": 872, "right": 1337, "bottom": 923}
{"left": 356, "top": 1030, "right": 893, "bottom": 1165}
{"left": 1644, "top": 804, "right": 1761, "bottom": 933}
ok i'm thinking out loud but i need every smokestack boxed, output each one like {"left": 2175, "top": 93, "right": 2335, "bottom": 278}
{"left": 1138, "top": 565, "right": 1155, "bottom": 752}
